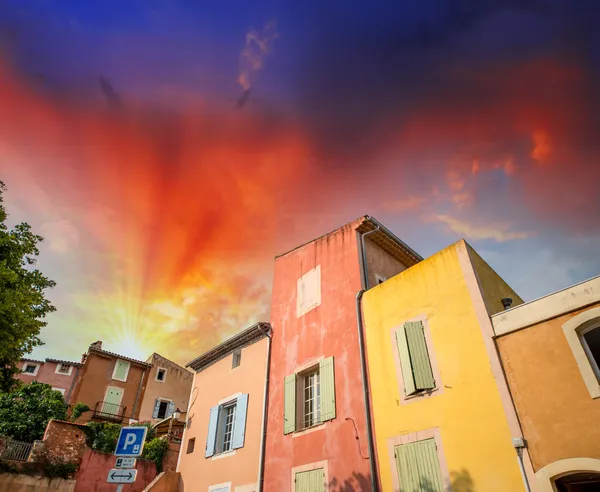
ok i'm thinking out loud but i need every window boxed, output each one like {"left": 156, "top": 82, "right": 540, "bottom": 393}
{"left": 581, "top": 326, "right": 600, "bottom": 378}
{"left": 186, "top": 438, "right": 195, "bottom": 454}
{"left": 55, "top": 363, "right": 72, "bottom": 376}
{"left": 295, "top": 468, "right": 325, "bottom": 492}
{"left": 394, "top": 439, "right": 444, "bottom": 492}
{"left": 52, "top": 387, "right": 66, "bottom": 396}
{"left": 23, "top": 364, "right": 38, "bottom": 375}
{"left": 153, "top": 399, "right": 174, "bottom": 420}
{"left": 395, "top": 321, "right": 435, "bottom": 396}
{"left": 205, "top": 394, "right": 249, "bottom": 458}
{"left": 284, "top": 357, "right": 335, "bottom": 434}
{"left": 232, "top": 350, "right": 241, "bottom": 369}
{"left": 112, "top": 359, "right": 131, "bottom": 382}
{"left": 296, "top": 265, "right": 321, "bottom": 318}
{"left": 156, "top": 368, "right": 166, "bottom": 382}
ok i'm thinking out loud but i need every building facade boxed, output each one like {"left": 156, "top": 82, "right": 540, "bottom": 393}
{"left": 493, "top": 275, "right": 600, "bottom": 492}
{"left": 138, "top": 353, "right": 194, "bottom": 423}
{"left": 262, "top": 216, "right": 421, "bottom": 492}
{"left": 69, "top": 341, "right": 152, "bottom": 423}
{"left": 17, "top": 358, "right": 82, "bottom": 403}
{"left": 361, "top": 241, "right": 530, "bottom": 492}
{"left": 177, "top": 322, "right": 271, "bottom": 492}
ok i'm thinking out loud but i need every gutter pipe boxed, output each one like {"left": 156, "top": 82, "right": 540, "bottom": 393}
{"left": 357, "top": 225, "right": 381, "bottom": 492}
{"left": 257, "top": 325, "right": 272, "bottom": 492}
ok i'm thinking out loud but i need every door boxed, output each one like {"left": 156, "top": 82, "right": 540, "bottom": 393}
{"left": 102, "top": 387, "right": 123, "bottom": 416}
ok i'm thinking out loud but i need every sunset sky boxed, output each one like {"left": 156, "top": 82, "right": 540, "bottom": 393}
{"left": 1, "top": 0, "right": 599, "bottom": 366}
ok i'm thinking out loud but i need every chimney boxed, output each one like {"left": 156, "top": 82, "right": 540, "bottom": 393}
{"left": 90, "top": 340, "right": 103, "bottom": 350}
{"left": 501, "top": 298, "right": 513, "bottom": 310}
{"left": 81, "top": 353, "right": 87, "bottom": 364}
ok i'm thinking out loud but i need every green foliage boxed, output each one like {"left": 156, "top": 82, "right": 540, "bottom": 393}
{"left": 70, "top": 402, "right": 90, "bottom": 422}
{"left": 0, "top": 382, "right": 67, "bottom": 442}
{"left": 84, "top": 422, "right": 122, "bottom": 454}
{"left": 131, "top": 421, "right": 155, "bottom": 441}
{"left": 141, "top": 437, "right": 169, "bottom": 473}
{"left": 0, "top": 181, "right": 56, "bottom": 392}
{"left": 41, "top": 461, "right": 78, "bottom": 479}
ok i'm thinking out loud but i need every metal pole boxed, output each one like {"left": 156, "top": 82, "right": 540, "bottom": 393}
{"left": 116, "top": 485, "right": 124, "bottom": 492}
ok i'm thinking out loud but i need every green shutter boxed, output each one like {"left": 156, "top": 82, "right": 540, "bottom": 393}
{"left": 283, "top": 373, "right": 296, "bottom": 435}
{"left": 319, "top": 357, "right": 336, "bottom": 422}
{"left": 395, "top": 439, "right": 444, "bottom": 492}
{"left": 395, "top": 329, "right": 417, "bottom": 395}
{"left": 295, "top": 468, "right": 325, "bottom": 492}
{"left": 404, "top": 321, "right": 435, "bottom": 390}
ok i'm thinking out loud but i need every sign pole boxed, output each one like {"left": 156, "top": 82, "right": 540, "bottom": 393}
{"left": 116, "top": 485, "right": 124, "bottom": 492}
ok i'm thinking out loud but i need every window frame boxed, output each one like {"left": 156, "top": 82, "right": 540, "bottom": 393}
{"left": 291, "top": 460, "right": 328, "bottom": 492}
{"left": 215, "top": 401, "right": 237, "bottom": 454}
{"left": 111, "top": 359, "right": 131, "bottom": 382}
{"left": 155, "top": 367, "right": 167, "bottom": 383}
{"left": 297, "top": 366, "right": 321, "bottom": 431}
{"left": 54, "top": 363, "right": 73, "bottom": 376}
{"left": 562, "top": 307, "right": 600, "bottom": 399}
{"left": 391, "top": 316, "right": 444, "bottom": 404}
{"left": 232, "top": 350, "right": 241, "bottom": 369}
{"left": 22, "top": 363, "right": 40, "bottom": 376}
{"left": 186, "top": 437, "right": 195, "bottom": 454}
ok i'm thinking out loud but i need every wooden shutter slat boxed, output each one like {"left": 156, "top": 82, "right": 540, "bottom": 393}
{"left": 395, "top": 439, "right": 444, "bottom": 492}
{"left": 205, "top": 405, "right": 219, "bottom": 457}
{"left": 319, "top": 357, "right": 336, "bottom": 422}
{"left": 283, "top": 374, "right": 296, "bottom": 434}
{"left": 232, "top": 394, "right": 249, "bottom": 449}
{"left": 396, "top": 329, "right": 417, "bottom": 395}
{"left": 404, "top": 321, "right": 435, "bottom": 391}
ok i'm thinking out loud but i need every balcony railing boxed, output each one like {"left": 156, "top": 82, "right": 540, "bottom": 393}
{"left": 92, "top": 401, "right": 127, "bottom": 422}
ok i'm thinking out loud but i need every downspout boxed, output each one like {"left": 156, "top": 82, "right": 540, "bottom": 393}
{"left": 257, "top": 326, "right": 272, "bottom": 492}
{"left": 357, "top": 225, "right": 381, "bottom": 492}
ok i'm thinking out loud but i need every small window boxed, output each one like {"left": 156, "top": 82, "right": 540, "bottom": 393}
{"left": 112, "top": 359, "right": 131, "bottom": 382}
{"left": 232, "top": 350, "right": 241, "bottom": 369}
{"left": 301, "top": 368, "right": 321, "bottom": 430}
{"left": 156, "top": 368, "right": 166, "bottom": 382}
{"left": 582, "top": 326, "right": 600, "bottom": 377}
{"left": 24, "top": 364, "right": 37, "bottom": 374}
{"left": 186, "top": 438, "right": 195, "bottom": 454}
{"left": 55, "top": 363, "right": 71, "bottom": 375}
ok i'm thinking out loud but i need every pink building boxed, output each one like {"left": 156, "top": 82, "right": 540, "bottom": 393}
{"left": 263, "top": 216, "right": 421, "bottom": 491}
{"left": 17, "top": 358, "right": 83, "bottom": 404}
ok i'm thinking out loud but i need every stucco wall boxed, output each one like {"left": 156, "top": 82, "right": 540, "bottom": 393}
{"left": 364, "top": 237, "right": 407, "bottom": 288}
{"left": 468, "top": 245, "right": 524, "bottom": 316}
{"left": 69, "top": 353, "right": 149, "bottom": 422}
{"left": 495, "top": 303, "right": 600, "bottom": 471}
{"left": 362, "top": 242, "right": 525, "bottom": 492}
{"left": 41, "top": 420, "right": 88, "bottom": 464}
{"left": 177, "top": 336, "right": 268, "bottom": 491}
{"left": 16, "top": 361, "right": 80, "bottom": 404}
{"left": 263, "top": 219, "right": 372, "bottom": 491}
{"left": 138, "top": 355, "right": 193, "bottom": 423}
{"left": 0, "top": 474, "right": 76, "bottom": 492}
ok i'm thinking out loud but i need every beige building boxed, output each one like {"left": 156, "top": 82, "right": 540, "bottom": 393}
{"left": 177, "top": 322, "right": 272, "bottom": 492}
{"left": 493, "top": 275, "right": 600, "bottom": 492}
{"left": 138, "top": 353, "right": 194, "bottom": 423}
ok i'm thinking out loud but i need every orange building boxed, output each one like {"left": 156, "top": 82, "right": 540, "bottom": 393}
{"left": 177, "top": 322, "right": 272, "bottom": 492}
{"left": 493, "top": 275, "right": 600, "bottom": 491}
{"left": 69, "top": 341, "right": 152, "bottom": 423}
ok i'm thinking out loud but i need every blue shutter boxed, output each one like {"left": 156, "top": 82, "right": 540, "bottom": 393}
{"left": 152, "top": 399, "right": 160, "bottom": 419}
{"left": 167, "top": 401, "right": 175, "bottom": 418}
{"left": 205, "top": 405, "right": 219, "bottom": 458}
{"left": 232, "top": 394, "right": 249, "bottom": 449}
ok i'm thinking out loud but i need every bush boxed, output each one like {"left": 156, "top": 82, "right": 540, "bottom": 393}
{"left": 42, "top": 461, "right": 78, "bottom": 479}
{"left": 84, "top": 422, "right": 122, "bottom": 453}
{"left": 70, "top": 403, "right": 90, "bottom": 422}
{"left": 141, "top": 437, "right": 169, "bottom": 473}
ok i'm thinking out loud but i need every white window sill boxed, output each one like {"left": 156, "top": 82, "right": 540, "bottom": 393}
{"left": 292, "top": 423, "right": 326, "bottom": 438}
{"left": 211, "top": 450, "right": 237, "bottom": 460}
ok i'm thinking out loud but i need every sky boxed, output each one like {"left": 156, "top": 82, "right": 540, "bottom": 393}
{"left": 1, "top": 0, "right": 599, "bottom": 366}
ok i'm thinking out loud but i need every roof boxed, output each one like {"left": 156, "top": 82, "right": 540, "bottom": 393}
{"left": 147, "top": 353, "right": 194, "bottom": 374}
{"left": 88, "top": 347, "right": 153, "bottom": 368}
{"left": 21, "top": 358, "right": 45, "bottom": 364}
{"left": 275, "top": 215, "right": 422, "bottom": 267}
{"left": 45, "top": 358, "right": 83, "bottom": 367}
{"left": 186, "top": 322, "right": 272, "bottom": 372}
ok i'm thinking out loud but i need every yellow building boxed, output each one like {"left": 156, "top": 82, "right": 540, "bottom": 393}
{"left": 362, "top": 240, "right": 535, "bottom": 492}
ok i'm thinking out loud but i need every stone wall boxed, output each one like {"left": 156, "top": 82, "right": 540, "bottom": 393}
{"left": 40, "top": 421, "right": 88, "bottom": 464}
{"left": 0, "top": 473, "right": 76, "bottom": 492}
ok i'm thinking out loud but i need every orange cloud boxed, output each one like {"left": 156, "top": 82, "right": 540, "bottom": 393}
{"left": 531, "top": 130, "right": 551, "bottom": 164}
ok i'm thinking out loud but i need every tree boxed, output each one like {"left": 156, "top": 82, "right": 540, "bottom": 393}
{"left": 0, "top": 181, "right": 56, "bottom": 392}
{"left": 0, "top": 382, "right": 67, "bottom": 441}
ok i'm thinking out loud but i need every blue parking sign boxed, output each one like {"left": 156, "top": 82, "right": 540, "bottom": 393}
{"left": 114, "top": 427, "right": 148, "bottom": 457}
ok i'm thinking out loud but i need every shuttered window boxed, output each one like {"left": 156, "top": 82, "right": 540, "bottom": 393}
{"left": 112, "top": 359, "right": 130, "bottom": 382}
{"left": 205, "top": 394, "right": 249, "bottom": 457}
{"left": 283, "top": 357, "right": 336, "bottom": 434}
{"left": 394, "top": 439, "right": 444, "bottom": 492}
{"left": 295, "top": 468, "right": 325, "bottom": 492}
{"left": 395, "top": 321, "right": 435, "bottom": 396}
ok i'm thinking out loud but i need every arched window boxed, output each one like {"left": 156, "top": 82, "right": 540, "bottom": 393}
{"left": 580, "top": 324, "right": 600, "bottom": 380}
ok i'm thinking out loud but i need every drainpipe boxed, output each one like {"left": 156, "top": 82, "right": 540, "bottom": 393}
{"left": 257, "top": 325, "right": 272, "bottom": 492}
{"left": 356, "top": 291, "right": 379, "bottom": 492}
{"left": 357, "top": 225, "right": 381, "bottom": 492}
{"left": 513, "top": 438, "right": 532, "bottom": 492}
